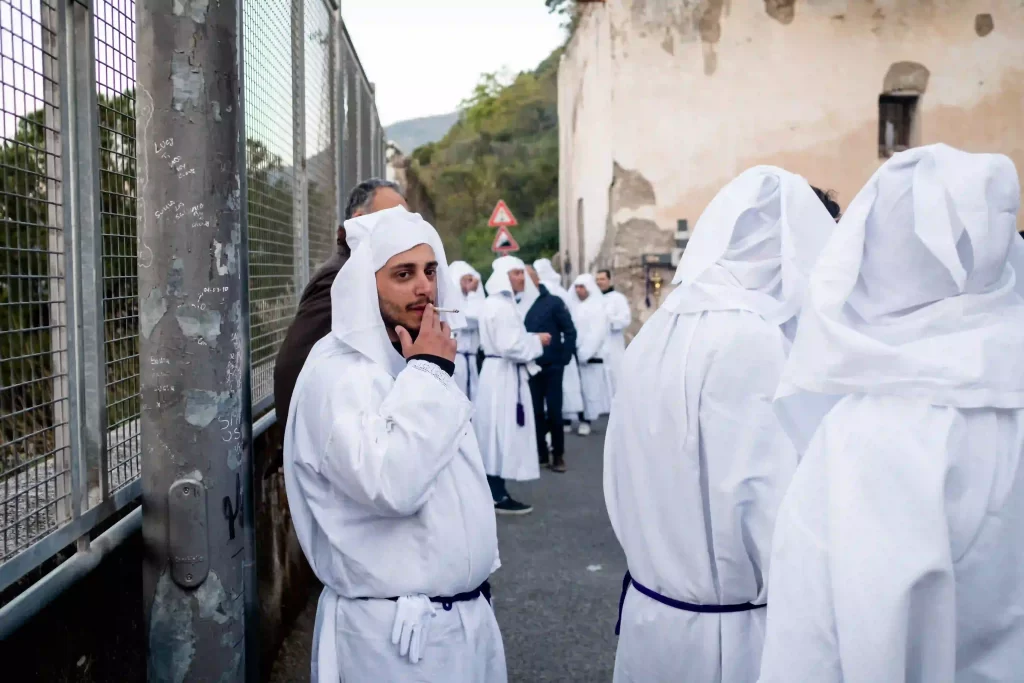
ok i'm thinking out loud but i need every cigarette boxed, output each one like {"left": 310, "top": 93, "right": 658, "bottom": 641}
{"left": 432, "top": 308, "right": 459, "bottom": 314}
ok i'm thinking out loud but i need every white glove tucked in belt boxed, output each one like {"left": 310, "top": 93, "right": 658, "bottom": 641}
{"left": 391, "top": 594, "right": 437, "bottom": 664}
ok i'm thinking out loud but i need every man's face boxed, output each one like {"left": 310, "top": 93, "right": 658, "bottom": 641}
{"left": 575, "top": 284, "right": 589, "bottom": 301}
{"left": 526, "top": 266, "right": 540, "bottom": 287}
{"left": 460, "top": 274, "right": 478, "bottom": 295}
{"left": 375, "top": 243, "right": 438, "bottom": 340}
{"left": 508, "top": 268, "right": 526, "bottom": 294}
{"left": 595, "top": 271, "right": 611, "bottom": 293}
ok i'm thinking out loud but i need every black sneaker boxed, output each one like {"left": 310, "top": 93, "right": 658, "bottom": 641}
{"left": 494, "top": 497, "right": 533, "bottom": 515}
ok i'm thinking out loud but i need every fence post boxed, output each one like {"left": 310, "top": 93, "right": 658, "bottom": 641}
{"left": 334, "top": 11, "right": 345, "bottom": 218}
{"left": 292, "top": 0, "right": 310, "bottom": 290}
{"left": 136, "top": 1, "right": 258, "bottom": 680}
{"left": 40, "top": 0, "right": 72, "bottom": 528}
{"left": 60, "top": 0, "right": 108, "bottom": 519}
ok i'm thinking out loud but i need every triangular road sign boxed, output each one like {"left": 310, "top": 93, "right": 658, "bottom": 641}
{"left": 491, "top": 225, "right": 520, "bottom": 254}
{"left": 488, "top": 199, "right": 518, "bottom": 227}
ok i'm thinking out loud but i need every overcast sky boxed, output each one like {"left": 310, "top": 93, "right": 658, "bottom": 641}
{"left": 341, "top": 0, "right": 566, "bottom": 126}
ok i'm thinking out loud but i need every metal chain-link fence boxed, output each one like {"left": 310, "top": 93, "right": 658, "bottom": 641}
{"left": 0, "top": 0, "right": 384, "bottom": 597}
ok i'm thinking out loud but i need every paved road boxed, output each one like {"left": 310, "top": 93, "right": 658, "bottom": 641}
{"left": 270, "top": 418, "right": 626, "bottom": 682}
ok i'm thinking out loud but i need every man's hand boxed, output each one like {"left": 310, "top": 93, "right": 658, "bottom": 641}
{"left": 537, "top": 333, "right": 553, "bottom": 347}
{"left": 396, "top": 304, "right": 457, "bottom": 362}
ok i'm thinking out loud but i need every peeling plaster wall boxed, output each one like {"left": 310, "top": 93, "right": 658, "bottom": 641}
{"left": 559, "top": 6, "right": 614, "bottom": 282}
{"left": 559, "top": 0, "right": 1024, "bottom": 334}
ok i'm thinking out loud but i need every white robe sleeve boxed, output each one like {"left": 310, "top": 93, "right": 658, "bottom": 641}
{"left": 293, "top": 359, "right": 474, "bottom": 517}
{"left": 606, "top": 292, "right": 632, "bottom": 333}
{"left": 489, "top": 300, "right": 544, "bottom": 363}
{"left": 575, "top": 305, "right": 609, "bottom": 362}
{"left": 697, "top": 319, "right": 796, "bottom": 603}
{"left": 759, "top": 401, "right": 957, "bottom": 683}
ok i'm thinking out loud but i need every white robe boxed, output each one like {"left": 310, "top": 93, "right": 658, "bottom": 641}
{"left": 758, "top": 398, "right": 1024, "bottom": 683}
{"left": 453, "top": 293, "right": 483, "bottom": 401}
{"left": 602, "top": 289, "right": 631, "bottom": 395}
{"left": 573, "top": 295, "right": 611, "bottom": 421}
{"left": 605, "top": 309, "right": 795, "bottom": 683}
{"left": 474, "top": 293, "right": 544, "bottom": 481}
{"left": 284, "top": 342, "right": 506, "bottom": 683}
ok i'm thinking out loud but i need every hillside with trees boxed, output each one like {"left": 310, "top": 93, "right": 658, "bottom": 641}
{"left": 409, "top": 47, "right": 562, "bottom": 277}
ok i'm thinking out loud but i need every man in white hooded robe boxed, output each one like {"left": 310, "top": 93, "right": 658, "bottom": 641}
{"left": 534, "top": 258, "right": 585, "bottom": 426}
{"left": 448, "top": 260, "right": 484, "bottom": 400}
{"left": 570, "top": 273, "right": 612, "bottom": 435}
{"left": 284, "top": 206, "right": 506, "bottom": 683}
{"left": 595, "top": 269, "right": 632, "bottom": 396}
{"left": 603, "top": 166, "right": 836, "bottom": 683}
{"left": 759, "top": 144, "right": 1024, "bottom": 683}
{"left": 474, "top": 255, "right": 551, "bottom": 514}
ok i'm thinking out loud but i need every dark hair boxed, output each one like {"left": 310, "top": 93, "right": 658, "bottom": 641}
{"left": 811, "top": 186, "right": 842, "bottom": 220}
{"left": 344, "top": 178, "right": 403, "bottom": 220}
{"left": 597, "top": 269, "right": 612, "bottom": 279}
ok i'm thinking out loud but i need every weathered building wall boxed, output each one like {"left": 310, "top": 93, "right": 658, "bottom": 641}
{"left": 559, "top": 0, "right": 1024, "bottom": 335}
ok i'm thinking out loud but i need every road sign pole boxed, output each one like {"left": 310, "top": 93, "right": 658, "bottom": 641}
{"left": 137, "top": 1, "right": 258, "bottom": 681}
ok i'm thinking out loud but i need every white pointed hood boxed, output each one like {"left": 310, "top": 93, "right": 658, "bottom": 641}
{"left": 448, "top": 260, "right": 484, "bottom": 305}
{"left": 331, "top": 206, "right": 465, "bottom": 378}
{"left": 663, "top": 166, "right": 835, "bottom": 330}
{"left": 570, "top": 273, "right": 604, "bottom": 306}
{"left": 775, "top": 144, "right": 1024, "bottom": 451}
{"left": 486, "top": 255, "right": 538, "bottom": 316}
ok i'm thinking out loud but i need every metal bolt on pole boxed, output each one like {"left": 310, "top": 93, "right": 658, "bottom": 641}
{"left": 137, "top": 1, "right": 258, "bottom": 681}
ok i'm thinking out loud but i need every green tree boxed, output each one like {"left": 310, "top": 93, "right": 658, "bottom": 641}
{"left": 410, "top": 45, "right": 563, "bottom": 280}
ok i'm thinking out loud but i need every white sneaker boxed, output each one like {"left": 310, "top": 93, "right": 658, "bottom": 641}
{"left": 563, "top": 424, "right": 573, "bottom": 434}
{"left": 578, "top": 422, "right": 592, "bottom": 436}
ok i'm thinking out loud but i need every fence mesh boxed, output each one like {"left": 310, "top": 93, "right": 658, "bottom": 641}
{"left": 95, "top": 0, "right": 140, "bottom": 493}
{"left": 244, "top": 0, "right": 296, "bottom": 409}
{"left": 0, "top": 0, "right": 383, "bottom": 588}
{"left": 304, "top": 0, "right": 336, "bottom": 273}
{"left": 0, "top": 0, "right": 71, "bottom": 561}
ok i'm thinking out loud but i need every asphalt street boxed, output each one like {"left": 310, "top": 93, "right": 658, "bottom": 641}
{"left": 269, "top": 417, "right": 625, "bottom": 682}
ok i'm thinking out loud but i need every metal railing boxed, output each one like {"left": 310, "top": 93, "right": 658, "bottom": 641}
{"left": 0, "top": 0, "right": 385, "bottom": 608}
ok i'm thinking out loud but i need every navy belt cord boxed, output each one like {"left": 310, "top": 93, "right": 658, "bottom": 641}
{"left": 615, "top": 571, "right": 766, "bottom": 635}
{"left": 459, "top": 351, "right": 474, "bottom": 399}
{"left": 361, "top": 580, "right": 491, "bottom": 612}
{"left": 484, "top": 355, "right": 526, "bottom": 426}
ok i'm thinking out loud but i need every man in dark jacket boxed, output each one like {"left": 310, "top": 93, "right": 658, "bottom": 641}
{"left": 524, "top": 265, "right": 577, "bottom": 472}
{"left": 273, "top": 179, "right": 407, "bottom": 429}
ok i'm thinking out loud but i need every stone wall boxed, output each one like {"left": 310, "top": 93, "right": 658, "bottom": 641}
{"left": 559, "top": 0, "right": 1024, "bottom": 337}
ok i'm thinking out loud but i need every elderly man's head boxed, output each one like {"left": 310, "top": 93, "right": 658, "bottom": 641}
{"left": 575, "top": 283, "right": 590, "bottom": 301}
{"left": 338, "top": 179, "right": 409, "bottom": 248}
{"left": 375, "top": 243, "right": 438, "bottom": 341}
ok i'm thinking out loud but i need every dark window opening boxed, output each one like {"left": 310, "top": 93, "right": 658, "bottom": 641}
{"left": 878, "top": 94, "right": 919, "bottom": 158}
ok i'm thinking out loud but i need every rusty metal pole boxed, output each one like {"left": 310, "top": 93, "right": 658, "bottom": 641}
{"left": 136, "top": 1, "right": 257, "bottom": 680}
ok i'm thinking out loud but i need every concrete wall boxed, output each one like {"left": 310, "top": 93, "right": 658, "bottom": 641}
{"left": 559, "top": 0, "right": 1024, "bottom": 334}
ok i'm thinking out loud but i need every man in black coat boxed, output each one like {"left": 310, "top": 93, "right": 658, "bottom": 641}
{"left": 273, "top": 179, "right": 407, "bottom": 430}
{"left": 524, "top": 265, "right": 577, "bottom": 472}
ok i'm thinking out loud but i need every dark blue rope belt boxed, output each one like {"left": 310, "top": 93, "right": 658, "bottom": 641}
{"left": 485, "top": 355, "right": 526, "bottom": 426}
{"left": 615, "top": 571, "right": 765, "bottom": 635}
{"left": 362, "top": 580, "right": 492, "bottom": 612}
{"left": 459, "top": 351, "right": 474, "bottom": 399}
